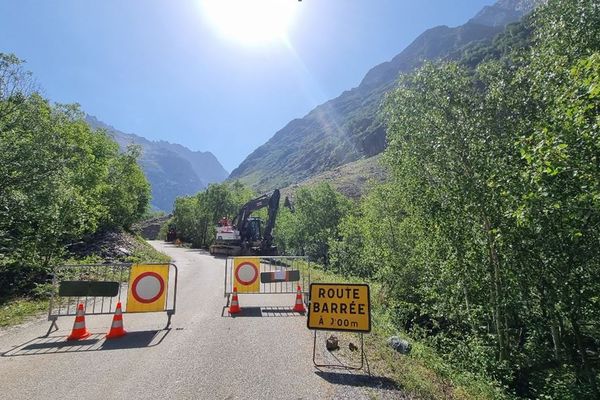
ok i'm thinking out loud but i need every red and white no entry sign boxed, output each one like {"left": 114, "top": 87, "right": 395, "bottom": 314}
{"left": 126, "top": 264, "right": 170, "bottom": 312}
{"left": 131, "top": 271, "right": 165, "bottom": 304}
{"left": 235, "top": 262, "right": 258, "bottom": 285}
{"left": 233, "top": 257, "right": 260, "bottom": 293}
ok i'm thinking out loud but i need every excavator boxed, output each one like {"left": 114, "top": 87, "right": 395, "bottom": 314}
{"left": 209, "top": 189, "right": 289, "bottom": 256}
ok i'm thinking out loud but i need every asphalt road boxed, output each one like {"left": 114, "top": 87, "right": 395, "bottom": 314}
{"left": 0, "top": 241, "right": 338, "bottom": 399}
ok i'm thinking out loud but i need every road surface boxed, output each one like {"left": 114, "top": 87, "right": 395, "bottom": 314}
{"left": 0, "top": 241, "right": 395, "bottom": 399}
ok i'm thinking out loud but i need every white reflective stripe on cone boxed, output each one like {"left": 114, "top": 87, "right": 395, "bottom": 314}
{"left": 73, "top": 321, "right": 86, "bottom": 329}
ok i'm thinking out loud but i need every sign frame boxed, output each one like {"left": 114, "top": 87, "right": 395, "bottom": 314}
{"left": 307, "top": 282, "right": 371, "bottom": 333}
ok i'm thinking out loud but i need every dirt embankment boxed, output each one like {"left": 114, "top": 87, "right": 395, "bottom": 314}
{"left": 67, "top": 229, "right": 154, "bottom": 261}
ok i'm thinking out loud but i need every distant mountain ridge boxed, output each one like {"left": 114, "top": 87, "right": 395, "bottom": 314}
{"left": 229, "top": 0, "right": 540, "bottom": 191}
{"left": 86, "top": 116, "right": 228, "bottom": 211}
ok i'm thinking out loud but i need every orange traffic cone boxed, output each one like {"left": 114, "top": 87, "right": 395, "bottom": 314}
{"left": 67, "top": 303, "right": 91, "bottom": 340}
{"left": 106, "top": 302, "right": 127, "bottom": 339}
{"left": 229, "top": 287, "right": 241, "bottom": 315}
{"left": 293, "top": 285, "right": 306, "bottom": 313}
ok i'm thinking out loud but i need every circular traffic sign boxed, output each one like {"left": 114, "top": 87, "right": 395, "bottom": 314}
{"left": 235, "top": 261, "right": 259, "bottom": 285}
{"left": 131, "top": 272, "right": 165, "bottom": 303}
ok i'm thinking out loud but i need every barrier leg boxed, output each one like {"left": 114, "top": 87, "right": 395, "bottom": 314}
{"left": 45, "top": 318, "right": 59, "bottom": 337}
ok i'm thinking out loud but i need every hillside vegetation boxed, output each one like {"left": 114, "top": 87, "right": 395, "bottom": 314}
{"left": 273, "top": 1, "right": 599, "bottom": 398}
{"left": 0, "top": 54, "right": 151, "bottom": 299}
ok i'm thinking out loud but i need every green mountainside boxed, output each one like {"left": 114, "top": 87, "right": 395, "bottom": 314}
{"left": 229, "top": 0, "right": 539, "bottom": 192}
{"left": 86, "top": 116, "right": 228, "bottom": 211}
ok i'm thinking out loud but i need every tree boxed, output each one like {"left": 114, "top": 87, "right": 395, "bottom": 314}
{"left": 171, "top": 182, "right": 254, "bottom": 248}
{"left": 1, "top": 53, "right": 151, "bottom": 297}
{"left": 276, "top": 183, "right": 351, "bottom": 263}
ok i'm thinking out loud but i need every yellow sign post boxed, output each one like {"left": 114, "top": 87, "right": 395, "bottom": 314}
{"left": 126, "top": 264, "right": 169, "bottom": 313}
{"left": 233, "top": 257, "right": 261, "bottom": 293}
{"left": 307, "top": 283, "right": 371, "bottom": 333}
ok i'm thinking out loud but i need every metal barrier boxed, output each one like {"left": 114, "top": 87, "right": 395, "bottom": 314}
{"left": 224, "top": 256, "right": 311, "bottom": 299}
{"left": 46, "top": 263, "right": 177, "bottom": 335}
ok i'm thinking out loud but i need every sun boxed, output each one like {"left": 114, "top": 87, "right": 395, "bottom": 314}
{"left": 201, "top": 0, "right": 298, "bottom": 45}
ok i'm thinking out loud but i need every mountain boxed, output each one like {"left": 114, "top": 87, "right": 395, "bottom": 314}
{"left": 281, "top": 155, "right": 387, "bottom": 200}
{"left": 228, "top": 0, "right": 539, "bottom": 192}
{"left": 86, "top": 116, "right": 228, "bottom": 211}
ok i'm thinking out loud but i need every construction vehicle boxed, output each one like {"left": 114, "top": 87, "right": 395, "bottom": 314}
{"left": 209, "top": 189, "right": 286, "bottom": 256}
{"left": 166, "top": 225, "right": 177, "bottom": 242}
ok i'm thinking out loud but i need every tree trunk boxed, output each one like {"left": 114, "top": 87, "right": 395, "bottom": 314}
{"left": 570, "top": 315, "right": 598, "bottom": 398}
{"left": 484, "top": 218, "right": 507, "bottom": 362}
{"left": 549, "top": 322, "right": 561, "bottom": 361}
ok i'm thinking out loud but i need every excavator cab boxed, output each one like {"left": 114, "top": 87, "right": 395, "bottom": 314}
{"left": 246, "top": 217, "right": 262, "bottom": 242}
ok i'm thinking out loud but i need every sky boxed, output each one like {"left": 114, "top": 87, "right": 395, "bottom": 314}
{"left": 0, "top": 0, "right": 495, "bottom": 172}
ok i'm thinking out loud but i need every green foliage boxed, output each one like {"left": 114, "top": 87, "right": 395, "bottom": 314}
{"left": 275, "top": 183, "right": 351, "bottom": 263}
{"left": 124, "top": 235, "right": 171, "bottom": 264}
{"left": 172, "top": 181, "right": 254, "bottom": 247}
{"left": 0, "top": 298, "right": 48, "bottom": 327}
{"left": 458, "top": 18, "right": 534, "bottom": 68}
{"left": 309, "top": 1, "right": 600, "bottom": 398}
{"left": 101, "top": 144, "right": 150, "bottom": 229}
{"left": 329, "top": 182, "right": 408, "bottom": 279}
{"left": 157, "top": 217, "right": 172, "bottom": 242}
{"left": 0, "top": 53, "right": 151, "bottom": 298}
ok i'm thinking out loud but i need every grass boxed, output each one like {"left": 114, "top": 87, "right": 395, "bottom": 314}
{"left": 125, "top": 235, "right": 171, "bottom": 264}
{"left": 304, "top": 261, "right": 507, "bottom": 400}
{"left": 0, "top": 298, "right": 49, "bottom": 328}
{"left": 0, "top": 235, "right": 170, "bottom": 329}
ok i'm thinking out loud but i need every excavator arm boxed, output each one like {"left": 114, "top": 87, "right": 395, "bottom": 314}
{"left": 261, "top": 189, "right": 281, "bottom": 249}
{"left": 233, "top": 189, "right": 280, "bottom": 245}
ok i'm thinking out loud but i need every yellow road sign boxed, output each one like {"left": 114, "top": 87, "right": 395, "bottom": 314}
{"left": 126, "top": 264, "right": 169, "bottom": 312}
{"left": 307, "top": 283, "right": 371, "bottom": 333}
{"left": 233, "top": 257, "right": 260, "bottom": 293}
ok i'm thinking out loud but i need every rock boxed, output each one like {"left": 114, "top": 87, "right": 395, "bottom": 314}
{"left": 349, "top": 342, "right": 358, "bottom": 351}
{"left": 326, "top": 335, "right": 339, "bottom": 351}
{"left": 67, "top": 229, "right": 148, "bottom": 262}
{"left": 134, "top": 215, "right": 171, "bottom": 240}
{"left": 388, "top": 336, "right": 411, "bottom": 354}
{"left": 117, "top": 247, "right": 131, "bottom": 255}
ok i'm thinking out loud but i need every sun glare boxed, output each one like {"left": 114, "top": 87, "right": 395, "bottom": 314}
{"left": 201, "top": 0, "right": 297, "bottom": 45}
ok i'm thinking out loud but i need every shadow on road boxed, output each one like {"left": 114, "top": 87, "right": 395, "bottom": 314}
{"left": 315, "top": 370, "right": 400, "bottom": 390}
{"left": 220, "top": 306, "right": 305, "bottom": 318}
{"left": 1, "top": 329, "right": 171, "bottom": 357}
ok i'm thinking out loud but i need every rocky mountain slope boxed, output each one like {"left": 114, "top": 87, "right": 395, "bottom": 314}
{"left": 86, "top": 116, "right": 228, "bottom": 211}
{"left": 281, "top": 155, "right": 387, "bottom": 200}
{"left": 229, "top": 0, "right": 539, "bottom": 192}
